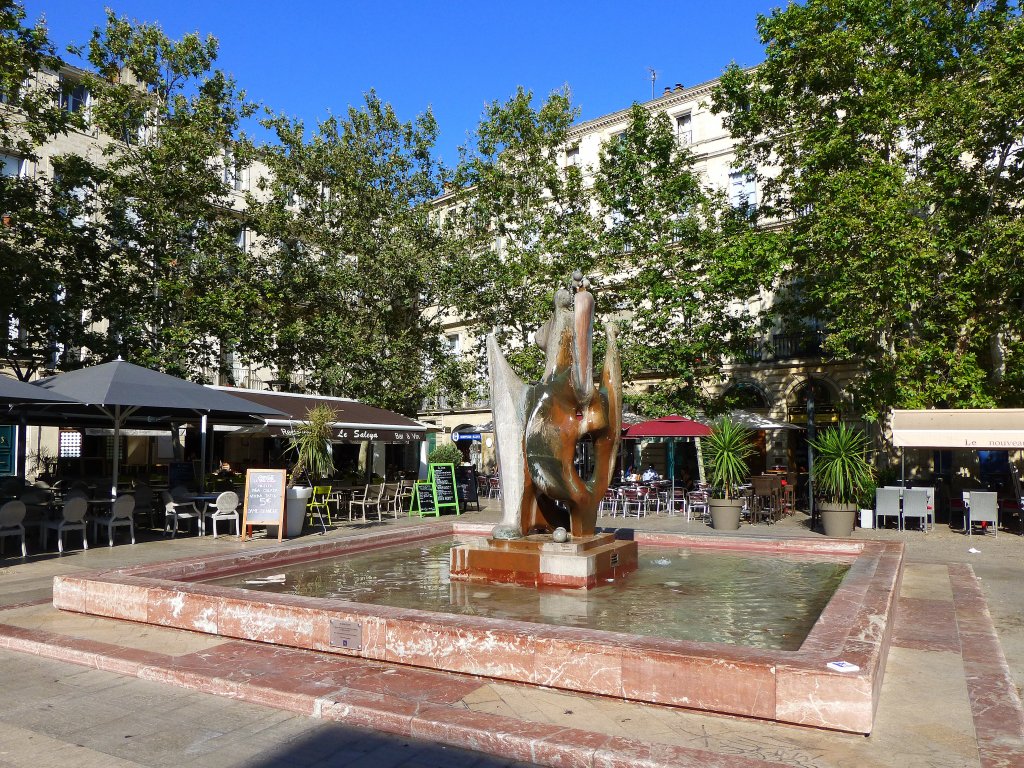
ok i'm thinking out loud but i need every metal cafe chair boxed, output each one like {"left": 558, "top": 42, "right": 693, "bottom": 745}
{"left": 306, "top": 485, "right": 333, "bottom": 532}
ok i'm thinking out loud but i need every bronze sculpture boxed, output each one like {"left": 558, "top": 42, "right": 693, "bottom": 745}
{"left": 489, "top": 272, "right": 622, "bottom": 540}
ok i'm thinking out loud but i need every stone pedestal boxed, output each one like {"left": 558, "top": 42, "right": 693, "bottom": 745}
{"left": 449, "top": 532, "right": 638, "bottom": 589}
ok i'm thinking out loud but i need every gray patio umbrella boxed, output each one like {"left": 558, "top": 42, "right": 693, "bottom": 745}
{"left": 0, "top": 376, "right": 78, "bottom": 405}
{"left": 30, "top": 360, "right": 286, "bottom": 498}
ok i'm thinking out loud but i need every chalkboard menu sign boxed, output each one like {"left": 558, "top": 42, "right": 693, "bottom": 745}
{"left": 242, "top": 469, "right": 286, "bottom": 540}
{"left": 455, "top": 465, "right": 479, "bottom": 511}
{"left": 409, "top": 480, "right": 438, "bottom": 517}
{"left": 428, "top": 463, "right": 460, "bottom": 515}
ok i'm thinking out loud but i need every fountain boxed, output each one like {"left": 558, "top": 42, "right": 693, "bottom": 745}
{"left": 50, "top": 276, "right": 904, "bottom": 734}
{"left": 450, "top": 272, "right": 637, "bottom": 588}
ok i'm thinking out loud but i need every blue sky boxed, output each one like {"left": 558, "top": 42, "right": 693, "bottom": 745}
{"left": 23, "top": 1, "right": 776, "bottom": 165}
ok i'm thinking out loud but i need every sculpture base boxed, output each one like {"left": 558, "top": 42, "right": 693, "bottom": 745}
{"left": 449, "top": 532, "right": 638, "bottom": 589}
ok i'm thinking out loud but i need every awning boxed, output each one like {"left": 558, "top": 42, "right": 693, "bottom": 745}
{"left": 891, "top": 409, "right": 1024, "bottom": 449}
{"left": 622, "top": 414, "right": 712, "bottom": 439}
{"left": 209, "top": 387, "right": 427, "bottom": 443}
{"left": 705, "top": 410, "right": 803, "bottom": 431}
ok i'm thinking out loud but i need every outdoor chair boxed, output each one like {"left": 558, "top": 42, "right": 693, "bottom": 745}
{"left": 202, "top": 491, "right": 240, "bottom": 538}
{"left": 348, "top": 483, "right": 384, "bottom": 523}
{"left": 598, "top": 488, "right": 619, "bottom": 517}
{"left": 487, "top": 477, "right": 501, "bottom": 499}
{"left": 89, "top": 494, "right": 136, "bottom": 546}
{"left": 751, "top": 475, "right": 780, "bottom": 524}
{"left": 161, "top": 490, "right": 200, "bottom": 538}
{"left": 381, "top": 483, "right": 401, "bottom": 519}
{"left": 0, "top": 501, "right": 28, "bottom": 558}
{"left": 966, "top": 490, "right": 998, "bottom": 536}
{"left": 620, "top": 487, "right": 648, "bottom": 518}
{"left": 132, "top": 483, "right": 155, "bottom": 528}
{"left": 874, "top": 487, "right": 901, "bottom": 529}
{"left": 686, "top": 490, "right": 709, "bottom": 523}
{"left": 306, "top": 485, "right": 333, "bottom": 532}
{"left": 900, "top": 488, "right": 932, "bottom": 532}
{"left": 44, "top": 497, "right": 89, "bottom": 553}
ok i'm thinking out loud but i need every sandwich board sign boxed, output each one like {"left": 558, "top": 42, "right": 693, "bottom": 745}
{"left": 408, "top": 480, "right": 438, "bottom": 517}
{"left": 241, "top": 469, "right": 286, "bottom": 541}
{"left": 428, "top": 462, "right": 460, "bottom": 515}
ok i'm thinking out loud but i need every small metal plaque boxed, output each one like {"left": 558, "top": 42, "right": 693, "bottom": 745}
{"left": 329, "top": 619, "right": 363, "bottom": 650}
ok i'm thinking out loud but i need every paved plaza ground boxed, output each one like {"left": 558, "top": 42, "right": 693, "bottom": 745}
{"left": 0, "top": 499, "right": 1021, "bottom": 767}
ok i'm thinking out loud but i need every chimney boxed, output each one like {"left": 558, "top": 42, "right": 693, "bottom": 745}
{"left": 675, "top": 83, "right": 684, "bottom": 91}
{"left": 663, "top": 86, "right": 672, "bottom": 95}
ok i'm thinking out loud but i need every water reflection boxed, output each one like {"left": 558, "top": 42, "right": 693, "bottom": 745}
{"left": 215, "top": 537, "right": 849, "bottom": 651}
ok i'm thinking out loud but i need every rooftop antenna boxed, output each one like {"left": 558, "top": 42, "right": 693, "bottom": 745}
{"left": 647, "top": 67, "right": 658, "bottom": 100}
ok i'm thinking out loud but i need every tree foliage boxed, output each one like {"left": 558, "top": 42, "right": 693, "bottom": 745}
{"left": 72, "top": 10, "right": 259, "bottom": 379}
{"left": 446, "top": 86, "right": 602, "bottom": 381}
{"left": 596, "top": 104, "right": 782, "bottom": 416}
{"left": 712, "top": 0, "right": 1024, "bottom": 419}
{"left": 244, "top": 92, "right": 459, "bottom": 414}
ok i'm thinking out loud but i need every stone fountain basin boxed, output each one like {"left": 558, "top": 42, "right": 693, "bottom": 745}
{"left": 52, "top": 521, "right": 903, "bottom": 734}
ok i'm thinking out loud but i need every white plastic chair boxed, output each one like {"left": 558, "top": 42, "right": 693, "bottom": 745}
{"left": 900, "top": 488, "right": 932, "bottom": 532}
{"left": 90, "top": 494, "right": 136, "bottom": 546}
{"left": 874, "top": 487, "right": 901, "bottom": 529}
{"left": 202, "top": 491, "right": 239, "bottom": 538}
{"left": 162, "top": 490, "right": 200, "bottom": 538}
{"left": 0, "top": 500, "right": 28, "bottom": 558}
{"left": 44, "top": 497, "right": 89, "bottom": 553}
{"left": 967, "top": 491, "right": 998, "bottom": 536}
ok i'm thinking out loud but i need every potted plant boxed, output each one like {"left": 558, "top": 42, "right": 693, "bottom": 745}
{"left": 810, "top": 424, "right": 874, "bottom": 537}
{"left": 703, "top": 415, "right": 755, "bottom": 530}
{"left": 284, "top": 403, "right": 337, "bottom": 536}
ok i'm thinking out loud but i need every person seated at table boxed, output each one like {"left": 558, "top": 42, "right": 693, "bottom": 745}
{"left": 641, "top": 465, "right": 659, "bottom": 482}
{"left": 679, "top": 468, "right": 695, "bottom": 492}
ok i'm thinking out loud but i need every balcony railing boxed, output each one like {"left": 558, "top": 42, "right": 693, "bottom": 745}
{"left": 771, "top": 332, "right": 824, "bottom": 360}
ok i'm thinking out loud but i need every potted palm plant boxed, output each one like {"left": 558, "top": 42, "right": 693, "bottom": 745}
{"left": 810, "top": 424, "right": 874, "bottom": 537}
{"left": 704, "top": 415, "right": 755, "bottom": 530}
{"left": 284, "top": 403, "right": 337, "bottom": 536}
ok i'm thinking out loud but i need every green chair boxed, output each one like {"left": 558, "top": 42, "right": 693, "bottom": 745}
{"left": 307, "top": 485, "right": 333, "bottom": 532}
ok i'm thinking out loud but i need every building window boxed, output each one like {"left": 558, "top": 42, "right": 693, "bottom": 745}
{"left": 0, "top": 153, "right": 26, "bottom": 177}
{"left": 675, "top": 113, "right": 692, "bottom": 145}
{"left": 566, "top": 145, "right": 580, "bottom": 166}
{"left": 728, "top": 171, "right": 757, "bottom": 211}
{"left": 60, "top": 79, "right": 90, "bottom": 114}
{"left": 222, "top": 153, "right": 248, "bottom": 191}
{"left": 443, "top": 333, "right": 461, "bottom": 355}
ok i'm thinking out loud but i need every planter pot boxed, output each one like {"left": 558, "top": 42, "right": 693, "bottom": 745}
{"left": 820, "top": 501, "right": 858, "bottom": 537}
{"left": 284, "top": 486, "right": 312, "bottom": 538}
{"left": 709, "top": 498, "right": 744, "bottom": 530}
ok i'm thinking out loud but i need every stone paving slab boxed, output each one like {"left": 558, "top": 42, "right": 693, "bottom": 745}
{"left": 0, "top": 559, "right": 1021, "bottom": 767}
{"left": 0, "top": 504, "right": 1021, "bottom": 766}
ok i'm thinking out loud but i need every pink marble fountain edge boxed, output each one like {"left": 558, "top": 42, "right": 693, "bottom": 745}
{"left": 52, "top": 522, "right": 903, "bottom": 733}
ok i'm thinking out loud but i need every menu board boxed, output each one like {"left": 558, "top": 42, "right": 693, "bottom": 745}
{"left": 410, "top": 480, "right": 438, "bottom": 517}
{"left": 455, "top": 465, "right": 479, "bottom": 510}
{"left": 241, "top": 469, "right": 286, "bottom": 540}
{"left": 428, "top": 463, "right": 460, "bottom": 514}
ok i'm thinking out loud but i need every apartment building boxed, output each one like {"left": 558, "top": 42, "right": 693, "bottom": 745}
{"left": 417, "top": 76, "right": 860, "bottom": 474}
